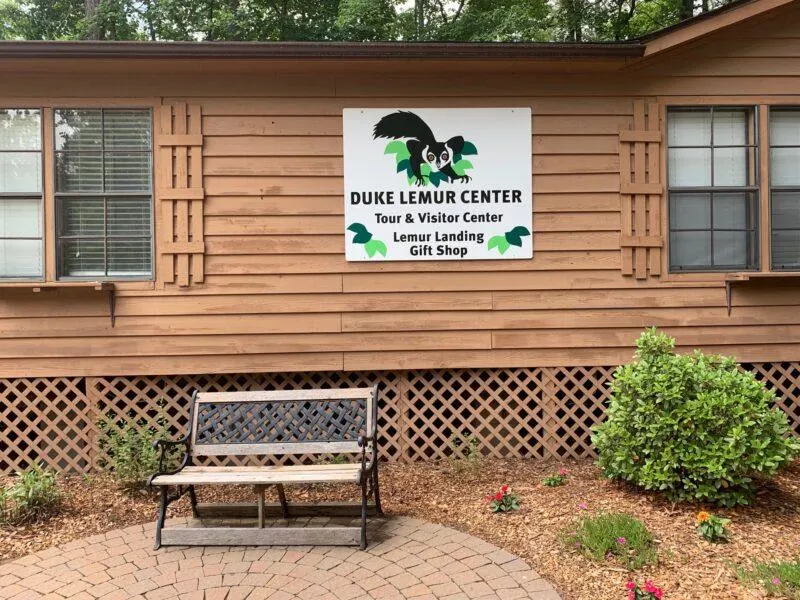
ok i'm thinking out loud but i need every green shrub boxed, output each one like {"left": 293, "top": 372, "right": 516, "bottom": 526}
{"left": 0, "top": 463, "right": 60, "bottom": 524}
{"left": 736, "top": 558, "right": 800, "bottom": 598}
{"left": 98, "top": 417, "right": 166, "bottom": 490}
{"left": 592, "top": 328, "right": 800, "bottom": 507}
{"left": 563, "top": 512, "right": 657, "bottom": 570}
{"left": 448, "top": 432, "right": 483, "bottom": 473}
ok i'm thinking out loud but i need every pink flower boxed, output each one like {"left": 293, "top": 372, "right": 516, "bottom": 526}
{"left": 772, "top": 577, "right": 781, "bottom": 585}
{"left": 643, "top": 580, "right": 663, "bottom": 599}
{"left": 625, "top": 581, "right": 636, "bottom": 591}
{"left": 558, "top": 468, "right": 568, "bottom": 476}
{"left": 627, "top": 593, "right": 635, "bottom": 600}
{"left": 574, "top": 541, "right": 581, "bottom": 548}
{"left": 578, "top": 502, "right": 588, "bottom": 510}
{"left": 616, "top": 537, "right": 627, "bottom": 545}
{"left": 501, "top": 484, "right": 509, "bottom": 493}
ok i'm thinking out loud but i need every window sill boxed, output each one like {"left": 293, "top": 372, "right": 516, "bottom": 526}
{"left": 0, "top": 281, "right": 118, "bottom": 326}
{"left": 724, "top": 272, "right": 800, "bottom": 315}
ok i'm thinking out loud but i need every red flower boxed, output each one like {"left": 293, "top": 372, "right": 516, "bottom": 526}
{"left": 501, "top": 484, "right": 509, "bottom": 493}
{"left": 625, "top": 581, "right": 636, "bottom": 591}
{"left": 495, "top": 492, "right": 503, "bottom": 501}
{"left": 483, "top": 494, "right": 493, "bottom": 502}
{"left": 643, "top": 580, "right": 663, "bottom": 599}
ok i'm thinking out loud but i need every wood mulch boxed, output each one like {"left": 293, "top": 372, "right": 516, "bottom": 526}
{"left": 3, "top": 459, "right": 800, "bottom": 600}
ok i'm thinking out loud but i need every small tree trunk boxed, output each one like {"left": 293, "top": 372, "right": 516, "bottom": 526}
{"left": 84, "top": 0, "right": 101, "bottom": 39}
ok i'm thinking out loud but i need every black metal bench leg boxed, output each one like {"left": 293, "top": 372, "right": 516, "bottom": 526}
{"left": 276, "top": 484, "right": 289, "bottom": 519}
{"left": 188, "top": 485, "right": 199, "bottom": 518}
{"left": 360, "top": 478, "right": 368, "bottom": 550}
{"left": 154, "top": 486, "right": 168, "bottom": 550}
{"left": 371, "top": 464, "right": 383, "bottom": 516}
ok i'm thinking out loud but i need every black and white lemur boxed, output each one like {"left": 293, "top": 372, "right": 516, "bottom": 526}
{"left": 373, "top": 111, "right": 471, "bottom": 186}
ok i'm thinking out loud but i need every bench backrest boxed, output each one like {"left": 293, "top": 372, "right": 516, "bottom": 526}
{"left": 188, "top": 386, "right": 378, "bottom": 457}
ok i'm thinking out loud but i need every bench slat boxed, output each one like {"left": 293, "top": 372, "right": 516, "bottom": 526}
{"left": 191, "top": 441, "right": 362, "bottom": 456}
{"left": 151, "top": 464, "right": 362, "bottom": 486}
{"left": 196, "top": 388, "right": 374, "bottom": 403}
{"left": 161, "top": 526, "right": 361, "bottom": 547}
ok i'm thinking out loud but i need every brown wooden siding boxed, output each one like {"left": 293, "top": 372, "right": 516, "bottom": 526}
{"left": 2, "top": 3, "right": 800, "bottom": 377}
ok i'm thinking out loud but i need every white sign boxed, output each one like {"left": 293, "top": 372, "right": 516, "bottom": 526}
{"left": 343, "top": 108, "right": 532, "bottom": 261}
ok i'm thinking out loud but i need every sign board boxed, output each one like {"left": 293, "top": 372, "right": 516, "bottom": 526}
{"left": 343, "top": 108, "right": 532, "bottom": 261}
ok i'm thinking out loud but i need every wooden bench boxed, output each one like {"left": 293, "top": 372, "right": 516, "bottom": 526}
{"left": 148, "top": 386, "right": 382, "bottom": 550}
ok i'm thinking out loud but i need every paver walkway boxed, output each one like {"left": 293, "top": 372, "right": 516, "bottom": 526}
{"left": 0, "top": 516, "right": 561, "bottom": 600}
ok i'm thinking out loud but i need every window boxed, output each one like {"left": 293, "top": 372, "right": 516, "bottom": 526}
{"left": 0, "top": 109, "right": 43, "bottom": 278}
{"left": 54, "top": 109, "right": 153, "bottom": 278}
{"left": 770, "top": 109, "right": 800, "bottom": 270}
{"left": 667, "top": 107, "right": 759, "bottom": 271}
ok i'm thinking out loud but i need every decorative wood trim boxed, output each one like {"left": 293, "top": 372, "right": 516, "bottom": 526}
{"left": 157, "top": 102, "right": 206, "bottom": 287}
{"left": 620, "top": 235, "right": 663, "bottom": 248}
{"left": 157, "top": 134, "right": 203, "bottom": 147}
{"left": 618, "top": 99, "right": 664, "bottom": 280}
{"left": 158, "top": 188, "right": 205, "bottom": 200}
{"left": 162, "top": 241, "right": 205, "bottom": 255}
{"left": 618, "top": 129, "right": 661, "bottom": 143}
{"left": 620, "top": 182, "right": 663, "bottom": 196}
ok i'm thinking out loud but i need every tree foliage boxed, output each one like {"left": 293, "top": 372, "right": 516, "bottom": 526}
{"left": 0, "top": 0, "right": 741, "bottom": 42}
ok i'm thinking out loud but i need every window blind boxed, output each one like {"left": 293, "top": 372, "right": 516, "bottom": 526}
{"left": 55, "top": 109, "right": 153, "bottom": 279}
{"left": 667, "top": 107, "right": 758, "bottom": 272}
{"left": 0, "top": 109, "right": 42, "bottom": 278}
{"left": 770, "top": 109, "right": 800, "bottom": 269}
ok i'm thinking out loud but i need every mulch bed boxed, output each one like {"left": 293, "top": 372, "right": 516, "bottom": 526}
{"left": 3, "top": 459, "right": 800, "bottom": 600}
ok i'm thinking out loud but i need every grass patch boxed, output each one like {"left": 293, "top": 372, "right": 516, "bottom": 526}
{"left": 736, "top": 558, "right": 800, "bottom": 598}
{"left": 562, "top": 512, "right": 657, "bottom": 570}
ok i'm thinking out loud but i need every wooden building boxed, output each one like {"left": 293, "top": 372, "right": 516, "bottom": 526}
{"left": 2, "top": 0, "right": 800, "bottom": 472}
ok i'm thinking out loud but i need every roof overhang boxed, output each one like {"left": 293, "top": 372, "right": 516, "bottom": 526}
{"left": 0, "top": 40, "right": 644, "bottom": 61}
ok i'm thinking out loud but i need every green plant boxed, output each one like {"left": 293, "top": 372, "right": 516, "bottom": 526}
{"left": 626, "top": 580, "right": 664, "bottom": 599}
{"left": 384, "top": 139, "right": 477, "bottom": 187}
{"left": 695, "top": 510, "right": 730, "bottom": 542}
{"left": 98, "top": 416, "right": 169, "bottom": 490}
{"left": 484, "top": 485, "right": 520, "bottom": 512}
{"left": 592, "top": 328, "right": 800, "bottom": 507}
{"left": 563, "top": 512, "right": 657, "bottom": 570}
{"left": 736, "top": 558, "right": 800, "bottom": 598}
{"left": 487, "top": 226, "right": 531, "bottom": 255}
{"left": 0, "top": 463, "right": 60, "bottom": 524}
{"left": 448, "top": 432, "right": 483, "bottom": 473}
{"left": 542, "top": 468, "right": 569, "bottom": 487}
{"left": 330, "top": 453, "right": 349, "bottom": 465}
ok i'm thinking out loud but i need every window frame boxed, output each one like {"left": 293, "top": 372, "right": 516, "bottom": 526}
{"left": 0, "top": 108, "right": 45, "bottom": 282}
{"left": 768, "top": 106, "right": 800, "bottom": 271}
{"left": 53, "top": 107, "right": 155, "bottom": 282}
{"left": 666, "top": 105, "right": 761, "bottom": 273}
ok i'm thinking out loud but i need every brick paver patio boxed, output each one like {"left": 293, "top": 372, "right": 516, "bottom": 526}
{"left": 0, "top": 516, "right": 561, "bottom": 600}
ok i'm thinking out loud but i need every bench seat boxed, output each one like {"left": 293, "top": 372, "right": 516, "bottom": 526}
{"left": 151, "top": 464, "right": 363, "bottom": 486}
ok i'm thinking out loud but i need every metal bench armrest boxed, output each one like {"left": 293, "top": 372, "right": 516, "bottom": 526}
{"left": 149, "top": 437, "right": 191, "bottom": 486}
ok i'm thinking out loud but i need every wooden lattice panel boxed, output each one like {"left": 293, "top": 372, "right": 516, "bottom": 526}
{"left": 0, "top": 378, "right": 92, "bottom": 472}
{"left": 2, "top": 364, "right": 799, "bottom": 474}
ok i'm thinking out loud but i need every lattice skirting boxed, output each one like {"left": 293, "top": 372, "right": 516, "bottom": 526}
{"left": 1, "top": 364, "right": 799, "bottom": 473}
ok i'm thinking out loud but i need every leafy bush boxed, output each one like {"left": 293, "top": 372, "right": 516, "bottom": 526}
{"left": 736, "top": 558, "right": 800, "bottom": 598}
{"left": 592, "top": 328, "right": 800, "bottom": 507}
{"left": 448, "top": 432, "right": 483, "bottom": 473}
{"left": 98, "top": 417, "right": 167, "bottom": 490}
{"left": 563, "top": 512, "right": 657, "bottom": 570}
{"left": 0, "top": 463, "right": 60, "bottom": 524}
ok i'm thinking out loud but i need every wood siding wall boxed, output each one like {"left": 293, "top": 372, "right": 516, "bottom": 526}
{"left": 1, "top": 4, "right": 800, "bottom": 377}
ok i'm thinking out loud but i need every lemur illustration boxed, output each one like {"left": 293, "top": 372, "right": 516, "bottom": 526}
{"left": 373, "top": 111, "right": 471, "bottom": 186}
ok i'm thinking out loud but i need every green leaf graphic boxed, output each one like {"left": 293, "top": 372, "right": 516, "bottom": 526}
{"left": 505, "top": 226, "right": 531, "bottom": 247}
{"left": 420, "top": 164, "right": 432, "bottom": 177}
{"left": 429, "top": 171, "right": 445, "bottom": 187}
{"left": 347, "top": 223, "right": 368, "bottom": 235}
{"left": 461, "top": 141, "right": 478, "bottom": 155}
{"left": 452, "top": 159, "right": 474, "bottom": 177}
{"left": 397, "top": 158, "right": 410, "bottom": 173}
{"left": 353, "top": 231, "right": 373, "bottom": 244}
{"left": 384, "top": 141, "right": 410, "bottom": 161}
{"left": 509, "top": 226, "right": 531, "bottom": 238}
{"left": 488, "top": 235, "right": 510, "bottom": 255}
{"left": 364, "top": 239, "right": 387, "bottom": 258}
